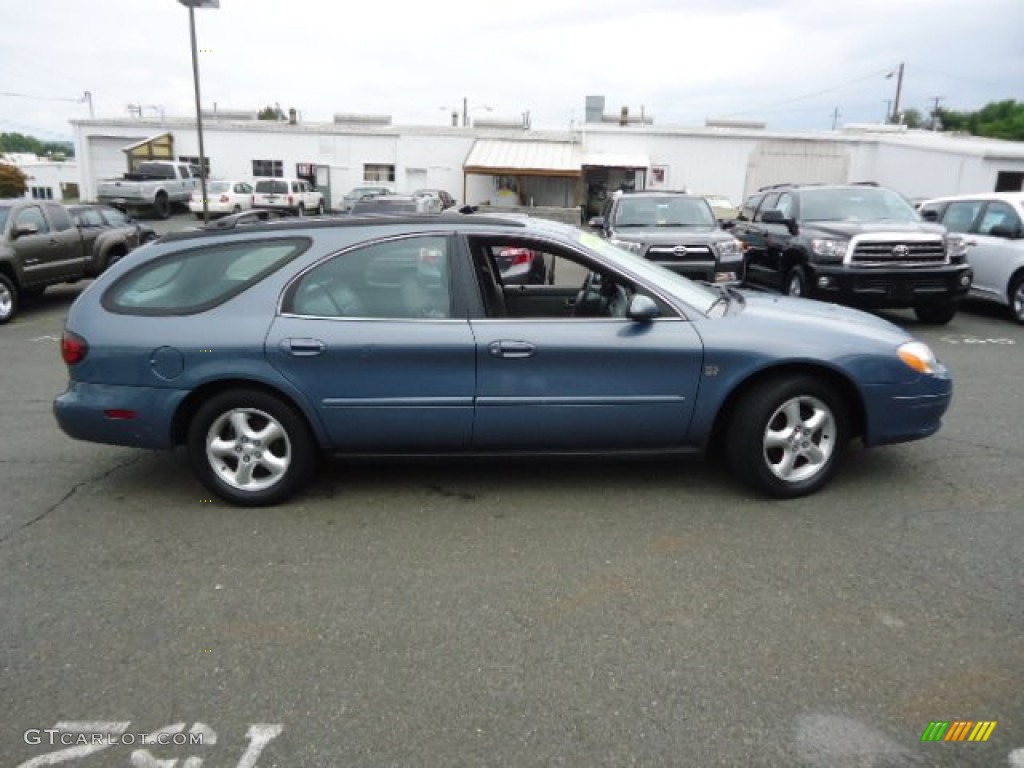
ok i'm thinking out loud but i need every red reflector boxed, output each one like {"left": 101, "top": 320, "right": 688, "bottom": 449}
{"left": 501, "top": 247, "right": 534, "bottom": 266}
{"left": 104, "top": 409, "right": 137, "bottom": 420}
{"left": 61, "top": 331, "right": 88, "bottom": 365}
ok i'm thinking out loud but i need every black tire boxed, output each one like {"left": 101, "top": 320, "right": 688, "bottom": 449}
{"left": 0, "top": 273, "right": 19, "bottom": 325}
{"left": 295, "top": 204, "right": 305, "bottom": 217}
{"left": 104, "top": 249, "right": 127, "bottom": 272}
{"left": 784, "top": 265, "right": 807, "bottom": 297}
{"left": 232, "top": 205, "right": 242, "bottom": 214}
{"left": 914, "top": 300, "right": 957, "bottom": 325}
{"left": 186, "top": 389, "right": 317, "bottom": 506}
{"left": 1009, "top": 275, "right": 1024, "bottom": 325}
{"left": 726, "top": 375, "right": 849, "bottom": 498}
{"left": 153, "top": 193, "right": 171, "bottom": 220}
{"left": 316, "top": 200, "right": 325, "bottom": 215}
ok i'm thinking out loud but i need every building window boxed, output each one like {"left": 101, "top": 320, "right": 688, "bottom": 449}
{"left": 253, "top": 159, "right": 283, "bottom": 178}
{"left": 30, "top": 187, "right": 54, "bottom": 200}
{"left": 178, "top": 156, "right": 211, "bottom": 177}
{"left": 364, "top": 164, "right": 396, "bottom": 183}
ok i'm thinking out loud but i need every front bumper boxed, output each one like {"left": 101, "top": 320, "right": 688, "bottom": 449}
{"left": 807, "top": 263, "right": 972, "bottom": 308}
{"left": 54, "top": 381, "right": 189, "bottom": 450}
{"left": 862, "top": 371, "right": 953, "bottom": 447}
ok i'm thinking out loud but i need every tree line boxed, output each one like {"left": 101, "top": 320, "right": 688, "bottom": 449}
{"left": 0, "top": 132, "right": 75, "bottom": 159}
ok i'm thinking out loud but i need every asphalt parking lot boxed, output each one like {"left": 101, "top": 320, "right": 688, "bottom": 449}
{"left": 2, "top": 216, "right": 1022, "bottom": 767}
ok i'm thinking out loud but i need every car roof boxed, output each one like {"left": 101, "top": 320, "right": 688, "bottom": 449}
{"left": 165, "top": 212, "right": 532, "bottom": 242}
{"left": 921, "top": 191, "right": 1024, "bottom": 205}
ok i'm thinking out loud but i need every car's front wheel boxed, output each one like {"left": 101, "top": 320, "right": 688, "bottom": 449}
{"left": 0, "top": 274, "right": 19, "bottom": 325}
{"left": 1009, "top": 274, "right": 1024, "bottom": 325}
{"left": 187, "top": 389, "right": 317, "bottom": 506}
{"left": 727, "top": 375, "right": 848, "bottom": 498}
{"left": 784, "top": 265, "right": 807, "bottom": 297}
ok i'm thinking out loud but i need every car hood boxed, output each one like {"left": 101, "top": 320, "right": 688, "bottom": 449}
{"left": 613, "top": 226, "right": 731, "bottom": 243}
{"left": 799, "top": 220, "right": 945, "bottom": 238}
{"left": 724, "top": 292, "right": 912, "bottom": 347}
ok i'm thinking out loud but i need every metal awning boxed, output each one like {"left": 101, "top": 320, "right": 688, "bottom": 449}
{"left": 582, "top": 152, "right": 650, "bottom": 169}
{"left": 464, "top": 139, "right": 582, "bottom": 177}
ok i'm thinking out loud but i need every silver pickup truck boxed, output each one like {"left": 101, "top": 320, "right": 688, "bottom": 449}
{"left": 97, "top": 160, "right": 201, "bottom": 219}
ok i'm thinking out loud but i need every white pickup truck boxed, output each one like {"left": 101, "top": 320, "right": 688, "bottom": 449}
{"left": 97, "top": 160, "right": 201, "bottom": 219}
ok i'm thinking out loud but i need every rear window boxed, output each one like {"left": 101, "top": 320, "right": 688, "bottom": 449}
{"left": 102, "top": 238, "right": 308, "bottom": 315}
{"left": 255, "top": 180, "right": 288, "bottom": 194}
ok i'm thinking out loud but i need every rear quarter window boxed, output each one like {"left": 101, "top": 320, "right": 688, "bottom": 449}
{"left": 102, "top": 237, "right": 309, "bottom": 315}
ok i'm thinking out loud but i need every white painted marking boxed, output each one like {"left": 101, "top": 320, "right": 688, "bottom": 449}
{"left": 1009, "top": 747, "right": 1024, "bottom": 767}
{"left": 234, "top": 724, "right": 284, "bottom": 768}
{"left": 30, "top": 335, "right": 61, "bottom": 342}
{"left": 940, "top": 334, "right": 1015, "bottom": 345}
{"left": 795, "top": 714, "right": 907, "bottom": 766}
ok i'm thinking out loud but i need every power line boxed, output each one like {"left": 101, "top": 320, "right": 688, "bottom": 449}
{"left": 719, "top": 67, "right": 896, "bottom": 118}
{"left": 0, "top": 90, "right": 86, "bottom": 104}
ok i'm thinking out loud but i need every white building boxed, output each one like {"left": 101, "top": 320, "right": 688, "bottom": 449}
{"left": 1, "top": 152, "right": 80, "bottom": 203}
{"left": 71, "top": 98, "right": 1024, "bottom": 217}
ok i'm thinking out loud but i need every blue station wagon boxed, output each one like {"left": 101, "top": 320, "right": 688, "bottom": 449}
{"left": 54, "top": 214, "right": 953, "bottom": 506}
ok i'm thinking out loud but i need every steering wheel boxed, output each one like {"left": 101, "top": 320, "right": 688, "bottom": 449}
{"left": 574, "top": 271, "right": 606, "bottom": 317}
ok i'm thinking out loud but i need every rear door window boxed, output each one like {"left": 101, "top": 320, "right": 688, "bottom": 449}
{"left": 102, "top": 237, "right": 308, "bottom": 315}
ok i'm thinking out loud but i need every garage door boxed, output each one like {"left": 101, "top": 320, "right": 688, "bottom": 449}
{"left": 87, "top": 136, "right": 146, "bottom": 199}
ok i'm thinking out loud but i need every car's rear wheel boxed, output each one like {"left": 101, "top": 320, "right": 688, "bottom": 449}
{"left": 0, "top": 274, "right": 19, "bottom": 325}
{"left": 1009, "top": 275, "right": 1024, "bottom": 324}
{"left": 153, "top": 193, "right": 171, "bottom": 220}
{"left": 727, "top": 375, "right": 848, "bottom": 498}
{"left": 914, "top": 300, "right": 957, "bottom": 325}
{"left": 187, "top": 390, "right": 316, "bottom": 506}
{"left": 296, "top": 204, "right": 305, "bottom": 217}
{"left": 784, "top": 265, "right": 807, "bottom": 297}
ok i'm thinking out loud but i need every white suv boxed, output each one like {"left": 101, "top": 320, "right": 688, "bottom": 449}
{"left": 252, "top": 178, "right": 324, "bottom": 216}
{"left": 920, "top": 192, "right": 1024, "bottom": 323}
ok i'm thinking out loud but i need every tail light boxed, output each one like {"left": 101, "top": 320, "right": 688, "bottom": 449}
{"left": 500, "top": 247, "right": 535, "bottom": 266}
{"left": 61, "top": 331, "right": 88, "bottom": 365}
{"left": 288, "top": 195, "right": 294, "bottom": 206}
{"left": 219, "top": 194, "right": 230, "bottom": 203}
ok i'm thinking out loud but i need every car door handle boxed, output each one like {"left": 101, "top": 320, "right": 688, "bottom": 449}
{"left": 281, "top": 338, "right": 326, "bottom": 356}
{"left": 489, "top": 340, "right": 536, "bottom": 359}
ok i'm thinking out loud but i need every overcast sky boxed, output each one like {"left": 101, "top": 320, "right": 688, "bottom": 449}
{"left": 3, "top": 0, "right": 1023, "bottom": 142}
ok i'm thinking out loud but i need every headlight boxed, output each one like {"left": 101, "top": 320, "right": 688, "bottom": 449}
{"left": 810, "top": 238, "right": 848, "bottom": 262}
{"left": 898, "top": 341, "right": 939, "bottom": 375}
{"left": 717, "top": 237, "right": 743, "bottom": 262}
{"left": 609, "top": 238, "right": 643, "bottom": 254}
{"left": 945, "top": 234, "right": 968, "bottom": 263}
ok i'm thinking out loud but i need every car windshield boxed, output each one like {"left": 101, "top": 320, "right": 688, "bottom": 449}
{"left": 614, "top": 197, "right": 716, "bottom": 228}
{"left": 799, "top": 187, "right": 920, "bottom": 223}
{"left": 575, "top": 230, "right": 720, "bottom": 314}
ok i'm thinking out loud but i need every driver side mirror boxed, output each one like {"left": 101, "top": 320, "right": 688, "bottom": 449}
{"left": 761, "top": 208, "right": 798, "bottom": 235}
{"left": 12, "top": 222, "right": 40, "bottom": 239}
{"left": 626, "top": 294, "right": 660, "bottom": 322}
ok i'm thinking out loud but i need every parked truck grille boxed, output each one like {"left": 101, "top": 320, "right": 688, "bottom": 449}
{"left": 647, "top": 244, "right": 715, "bottom": 263}
{"left": 848, "top": 237, "right": 947, "bottom": 266}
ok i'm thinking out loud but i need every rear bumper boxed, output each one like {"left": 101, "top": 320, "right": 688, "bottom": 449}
{"left": 54, "top": 382, "right": 188, "bottom": 450}
{"left": 807, "top": 263, "right": 972, "bottom": 308}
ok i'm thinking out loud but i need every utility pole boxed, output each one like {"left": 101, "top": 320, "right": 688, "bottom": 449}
{"left": 889, "top": 62, "right": 905, "bottom": 123}
{"left": 462, "top": 96, "right": 468, "bottom": 128}
{"left": 883, "top": 99, "right": 892, "bottom": 123}
{"left": 82, "top": 91, "right": 94, "bottom": 119}
{"left": 929, "top": 96, "right": 944, "bottom": 131}
{"left": 831, "top": 106, "right": 841, "bottom": 130}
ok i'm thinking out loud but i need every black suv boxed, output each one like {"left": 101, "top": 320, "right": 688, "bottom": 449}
{"left": 588, "top": 190, "right": 745, "bottom": 282}
{"left": 732, "top": 183, "right": 973, "bottom": 324}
